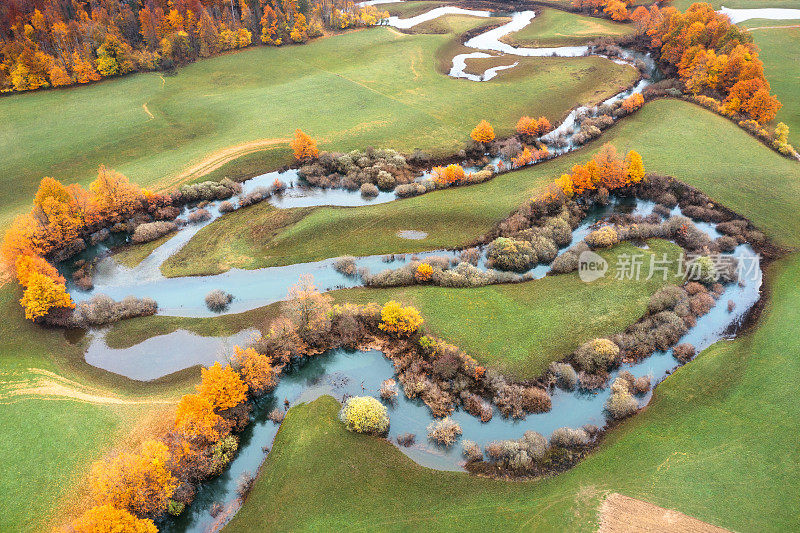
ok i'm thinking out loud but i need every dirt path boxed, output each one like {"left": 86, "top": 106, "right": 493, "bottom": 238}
{"left": 142, "top": 102, "right": 155, "bottom": 120}
{"left": 598, "top": 493, "right": 731, "bottom": 533}
{"left": 746, "top": 24, "right": 800, "bottom": 31}
{"left": 0, "top": 368, "right": 173, "bottom": 405}
{"left": 157, "top": 137, "right": 290, "bottom": 191}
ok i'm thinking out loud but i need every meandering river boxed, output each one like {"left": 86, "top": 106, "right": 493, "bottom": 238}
{"left": 62, "top": 5, "right": 778, "bottom": 531}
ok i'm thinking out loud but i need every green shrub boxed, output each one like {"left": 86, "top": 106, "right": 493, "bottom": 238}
{"left": 167, "top": 500, "right": 186, "bottom": 516}
{"left": 339, "top": 396, "right": 389, "bottom": 435}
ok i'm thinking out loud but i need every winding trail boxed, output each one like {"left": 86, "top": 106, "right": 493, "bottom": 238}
{"left": 160, "top": 138, "right": 290, "bottom": 190}
{"left": 0, "top": 368, "right": 173, "bottom": 405}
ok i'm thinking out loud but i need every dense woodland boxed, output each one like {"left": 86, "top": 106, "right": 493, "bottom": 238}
{"left": 0, "top": 0, "right": 386, "bottom": 92}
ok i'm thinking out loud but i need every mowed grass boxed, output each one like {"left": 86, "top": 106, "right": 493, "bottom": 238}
{"left": 164, "top": 98, "right": 800, "bottom": 278}
{"left": 0, "top": 285, "right": 190, "bottom": 531}
{"left": 335, "top": 240, "right": 683, "bottom": 378}
{"left": 745, "top": 23, "right": 800, "bottom": 146}
{"left": 0, "top": 24, "right": 635, "bottom": 226}
{"left": 227, "top": 254, "right": 800, "bottom": 532}
{"left": 502, "top": 7, "right": 635, "bottom": 47}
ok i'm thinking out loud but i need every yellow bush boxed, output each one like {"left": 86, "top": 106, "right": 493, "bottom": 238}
{"left": 415, "top": 263, "right": 433, "bottom": 282}
{"left": 378, "top": 300, "right": 423, "bottom": 336}
{"left": 338, "top": 396, "right": 389, "bottom": 434}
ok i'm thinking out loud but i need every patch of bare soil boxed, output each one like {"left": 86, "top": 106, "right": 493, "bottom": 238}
{"left": 598, "top": 493, "right": 731, "bottom": 533}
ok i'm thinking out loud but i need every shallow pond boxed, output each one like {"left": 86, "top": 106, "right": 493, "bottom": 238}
{"left": 719, "top": 6, "right": 800, "bottom": 23}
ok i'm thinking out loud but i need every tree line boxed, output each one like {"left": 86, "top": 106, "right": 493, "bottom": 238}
{"left": 0, "top": 0, "right": 387, "bottom": 93}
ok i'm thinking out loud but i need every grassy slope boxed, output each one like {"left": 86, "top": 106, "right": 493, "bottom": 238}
{"left": 164, "top": 98, "right": 800, "bottom": 278}
{"left": 228, "top": 252, "right": 800, "bottom": 533}
{"left": 0, "top": 285, "right": 191, "bottom": 531}
{"left": 0, "top": 24, "right": 635, "bottom": 226}
{"left": 745, "top": 23, "right": 800, "bottom": 146}
{"left": 337, "top": 240, "right": 682, "bottom": 378}
{"left": 502, "top": 7, "right": 635, "bottom": 47}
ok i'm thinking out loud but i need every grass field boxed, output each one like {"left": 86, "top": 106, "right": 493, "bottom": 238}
{"left": 0, "top": 22, "right": 635, "bottom": 227}
{"left": 501, "top": 7, "right": 634, "bottom": 47}
{"left": 227, "top": 249, "right": 800, "bottom": 532}
{"left": 163, "top": 98, "right": 800, "bottom": 278}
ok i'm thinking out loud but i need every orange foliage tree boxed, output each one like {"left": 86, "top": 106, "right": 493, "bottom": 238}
{"left": 557, "top": 144, "right": 645, "bottom": 196}
{"left": 197, "top": 362, "right": 249, "bottom": 412}
{"left": 290, "top": 129, "right": 319, "bottom": 160}
{"left": 470, "top": 120, "right": 495, "bottom": 143}
{"left": 645, "top": 2, "right": 781, "bottom": 124}
{"left": 234, "top": 346, "right": 278, "bottom": 396}
{"left": 89, "top": 440, "right": 177, "bottom": 516}
{"left": 175, "top": 393, "right": 227, "bottom": 442}
{"left": 432, "top": 164, "right": 466, "bottom": 185}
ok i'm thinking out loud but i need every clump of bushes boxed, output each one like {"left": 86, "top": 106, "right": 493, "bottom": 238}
{"left": 585, "top": 226, "right": 619, "bottom": 248}
{"left": 267, "top": 408, "right": 285, "bottom": 424}
{"left": 72, "top": 294, "right": 157, "bottom": 326}
{"left": 205, "top": 289, "right": 233, "bottom": 312}
{"left": 427, "top": 417, "right": 462, "bottom": 446}
{"left": 550, "top": 427, "right": 589, "bottom": 448}
{"left": 360, "top": 183, "right": 379, "bottom": 197}
{"left": 673, "top": 343, "right": 696, "bottom": 363}
{"left": 396, "top": 433, "right": 416, "bottom": 447}
{"left": 548, "top": 362, "right": 578, "bottom": 390}
{"left": 486, "top": 237, "right": 537, "bottom": 272}
{"left": 339, "top": 396, "right": 389, "bottom": 435}
{"left": 485, "top": 430, "right": 549, "bottom": 470}
{"left": 333, "top": 256, "right": 358, "bottom": 277}
{"left": 187, "top": 208, "right": 211, "bottom": 224}
{"left": 380, "top": 379, "right": 398, "bottom": 401}
{"left": 300, "top": 148, "right": 415, "bottom": 190}
{"left": 175, "top": 178, "right": 241, "bottom": 204}
{"left": 218, "top": 200, "right": 236, "bottom": 213}
{"left": 462, "top": 440, "right": 483, "bottom": 462}
{"left": 574, "top": 338, "right": 619, "bottom": 373}
{"left": 239, "top": 186, "right": 272, "bottom": 207}
{"left": 131, "top": 221, "right": 177, "bottom": 244}
{"left": 605, "top": 377, "right": 639, "bottom": 420}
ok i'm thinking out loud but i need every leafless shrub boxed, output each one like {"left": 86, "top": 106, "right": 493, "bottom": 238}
{"left": 268, "top": 408, "right": 285, "bottom": 424}
{"left": 396, "top": 433, "right": 415, "bottom": 447}
{"left": 205, "top": 289, "right": 234, "bottom": 312}
{"left": 550, "top": 427, "right": 589, "bottom": 448}
{"left": 187, "top": 208, "right": 211, "bottom": 224}
{"left": 427, "top": 417, "right": 462, "bottom": 446}
{"left": 73, "top": 294, "right": 157, "bottom": 326}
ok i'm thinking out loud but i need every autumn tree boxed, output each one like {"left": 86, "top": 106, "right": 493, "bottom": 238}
{"left": 625, "top": 150, "right": 645, "bottom": 184}
{"left": 19, "top": 271, "right": 74, "bottom": 320}
{"left": 470, "top": 120, "right": 495, "bottom": 143}
{"left": 89, "top": 440, "right": 177, "bottom": 516}
{"left": 197, "top": 362, "right": 249, "bottom": 412}
{"left": 89, "top": 166, "right": 144, "bottom": 221}
{"left": 71, "top": 505, "right": 157, "bottom": 533}
{"left": 379, "top": 300, "right": 423, "bottom": 337}
{"left": 432, "top": 164, "right": 466, "bottom": 185}
{"left": 290, "top": 129, "right": 319, "bottom": 160}
{"left": 175, "top": 393, "right": 227, "bottom": 442}
{"left": 234, "top": 345, "right": 278, "bottom": 395}
{"left": 283, "top": 274, "right": 333, "bottom": 342}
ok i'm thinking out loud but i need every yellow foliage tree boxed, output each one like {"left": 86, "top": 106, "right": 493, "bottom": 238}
{"left": 71, "top": 504, "right": 157, "bottom": 533}
{"left": 625, "top": 150, "right": 645, "bottom": 184}
{"left": 175, "top": 393, "right": 227, "bottom": 442}
{"left": 89, "top": 440, "right": 177, "bottom": 516}
{"left": 19, "top": 271, "right": 74, "bottom": 320}
{"left": 378, "top": 300, "right": 423, "bottom": 337}
{"left": 197, "top": 362, "right": 249, "bottom": 412}
{"left": 470, "top": 120, "right": 495, "bottom": 143}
